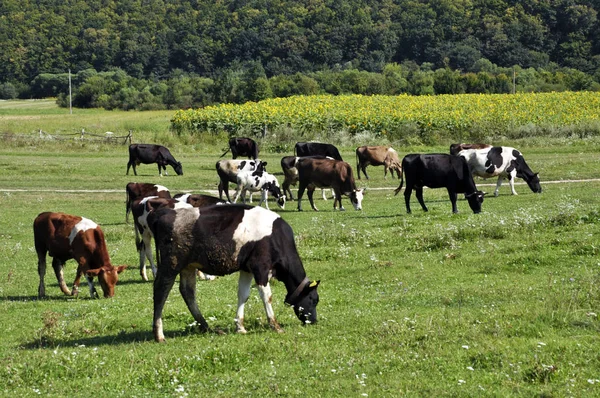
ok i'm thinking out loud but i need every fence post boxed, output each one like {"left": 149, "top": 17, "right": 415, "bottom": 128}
{"left": 80, "top": 128, "right": 85, "bottom": 139}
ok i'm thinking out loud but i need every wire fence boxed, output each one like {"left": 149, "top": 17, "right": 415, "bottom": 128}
{"left": 1, "top": 129, "right": 133, "bottom": 145}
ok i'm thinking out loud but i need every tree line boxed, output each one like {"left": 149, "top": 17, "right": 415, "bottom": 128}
{"left": 1, "top": 0, "right": 600, "bottom": 107}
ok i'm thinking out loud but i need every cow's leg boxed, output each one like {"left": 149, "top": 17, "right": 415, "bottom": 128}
{"left": 37, "top": 249, "right": 47, "bottom": 298}
{"left": 126, "top": 161, "right": 132, "bottom": 175}
{"left": 178, "top": 265, "right": 210, "bottom": 333}
{"left": 235, "top": 271, "right": 253, "bottom": 334}
{"left": 153, "top": 271, "right": 178, "bottom": 342}
{"left": 144, "top": 231, "right": 157, "bottom": 279}
{"left": 507, "top": 171, "right": 518, "bottom": 195}
{"left": 494, "top": 176, "right": 502, "bottom": 197}
{"left": 86, "top": 274, "right": 99, "bottom": 299}
{"left": 404, "top": 186, "right": 413, "bottom": 213}
{"left": 415, "top": 187, "right": 428, "bottom": 212}
{"left": 448, "top": 189, "right": 459, "bottom": 213}
{"left": 157, "top": 163, "right": 163, "bottom": 177}
{"left": 297, "top": 182, "right": 307, "bottom": 211}
{"left": 334, "top": 190, "right": 345, "bottom": 211}
{"left": 257, "top": 282, "right": 283, "bottom": 332}
{"left": 51, "top": 257, "right": 72, "bottom": 296}
{"left": 260, "top": 190, "right": 269, "bottom": 210}
{"left": 307, "top": 187, "right": 319, "bottom": 211}
{"left": 71, "top": 261, "right": 88, "bottom": 297}
{"left": 363, "top": 165, "right": 370, "bottom": 180}
{"left": 135, "top": 226, "right": 149, "bottom": 281}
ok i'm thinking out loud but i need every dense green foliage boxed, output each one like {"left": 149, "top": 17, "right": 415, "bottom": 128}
{"left": 2, "top": 0, "right": 600, "bottom": 107}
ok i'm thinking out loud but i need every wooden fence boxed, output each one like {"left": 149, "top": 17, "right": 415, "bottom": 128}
{"left": 2, "top": 129, "right": 133, "bottom": 145}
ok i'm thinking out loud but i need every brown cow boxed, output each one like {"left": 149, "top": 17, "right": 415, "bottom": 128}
{"left": 295, "top": 158, "right": 364, "bottom": 211}
{"left": 125, "top": 182, "right": 171, "bottom": 223}
{"left": 355, "top": 146, "right": 402, "bottom": 179}
{"left": 449, "top": 143, "right": 492, "bottom": 156}
{"left": 173, "top": 193, "right": 226, "bottom": 208}
{"left": 34, "top": 212, "right": 127, "bottom": 298}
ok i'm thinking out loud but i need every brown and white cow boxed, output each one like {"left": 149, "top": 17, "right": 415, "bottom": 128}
{"left": 295, "top": 158, "right": 364, "bottom": 211}
{"left": 355, "top": 145, "right": 402, "bottom": 179}
{"left": 125, "top": 182, "right": 171, "bottom": 223}
{"left": 216, "top": 159, "right": 266, "bottom": 202}
{"left": 132, "top": 197, "right": 193, "bottom": 281}
{"left": 173, "top": 193, "right": 226, "bottom": 208}
{"left": 281, "top": 155, "right": 334, "bottom": 201}
{"left": 34, "top": 212, "right": 127, "bottom": 298}
{"left": 147, "top": 204, "right": 320, "bottom": 342}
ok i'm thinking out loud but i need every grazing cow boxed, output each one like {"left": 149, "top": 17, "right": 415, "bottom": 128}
{"left": 454, "top": 146, "right": 542, "bottom": 196}
{"left": 126, "top": 144, "right": 183, "bottom": 177}
{"left": 148, "top": 204, "right": 320, "bottom": 342}
{"left": 295, "top": 158, "right": 364, "bottom": 211}
{"left": 280, "top": 155, "right": 333, "bottom": 201}
{"left": 34, "top": 212, "right": 127, "bottom": 298}
{"left": 233, "top": 169, "right": 286, "bottom": 210}
{"left": 295, "top": 142, "right": 343, "bottom": 161}
{"left": 132, "top": 197, "right": 193, "bottom": 281}
{"left": 394, "top": 154, "right": 485, "bottom": 214}
{"left": 173, "top": 193, "right": 226, "bottom": 208}
{"left": 220, "top": 137, "right": 259, "bottom": 159}
{"left": 449, "top": 143, "right": 492, "bottom": 156}
{"left": 355, "top": 145, "right": 402, "bottom": 179}
{"left": 125, "top": 182, "right": 171, "bottom": 223}
{"left": 216, "top": 159, "right": 266, "bottom": 202}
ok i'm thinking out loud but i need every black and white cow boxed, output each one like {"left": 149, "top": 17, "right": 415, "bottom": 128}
{"left": 233, "top": 169, "right": 286, "bottom": 210}
{"left": 295, "top": 142, "right": 343, "bottom": 161}
{"left": 147, "top": 204, "right": 320, "bottom": 342}
{"left": 216, "top": 159, "right": 266, "bottom": 202}
{"left": 394, "top": 154, "right": 485, "bottom": 214}
{"left": 126, "top": 144, "right": 183, "bottom": 177}
{"left": 131, "top": 196, "right": 193, "bottom": 281}
{"left": 455, "top": 146, "right": 542, "bottom": 196}
{"left": 220, "top": 137, "right": 259, "bottom": 159}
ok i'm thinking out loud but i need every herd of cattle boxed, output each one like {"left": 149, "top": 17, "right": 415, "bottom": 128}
{"left": 34, "top": 137, "right": 542, "bottom": 342}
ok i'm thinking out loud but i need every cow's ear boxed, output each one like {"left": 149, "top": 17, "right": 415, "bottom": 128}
{"left": 85, "top": 268, "right": 103, "bottom": 277}
{"left": 262, "top": 161, "right": 268, "bottom": 167}
{"left": 116, "top": 265, "right": 127, "bottom": 274}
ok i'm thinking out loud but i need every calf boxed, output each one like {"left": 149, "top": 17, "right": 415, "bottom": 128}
{"left": 173, "top": 193, "right": 226, "bottom": 208}
{"left": 220, "top": 137, "right": 259, "bottom": 159}
{"left": 148, "top": 204, "right": 320, "bottom": 342}
{"left": 394, "top": 154, "right": 485, "bottom": 214}
{"left": 126, "top": 144, "right": 183, "bottom": 177}
{"left": 34, "top": 212, "right": 127, "bottom": 298}
{"left": 132, "top": 197, "right": 193, "bottom": 281}
{"left": 355, "top": 145, "right": 402, "bottom": 179}
{"left": 295, "top": 141, "right": 343, "bottom": 161}
{"left": 455, "top": 146, "right": 542, "bottom": 196}
{"left": 280, "top": 155, "right": 333, "bottom": 201}
{"left": 233, "top": 169, "right": 286, "bottom": 210}
{"left": 126, "top": 182, "right": 171, "bottom": 223}
{"left": 216, "top": 159, "right": 266, "bottom": 202}
{"left": 449, "top": 143, "right": 492, "bottom": 156}
{"left": 295, "top": 158, "right": 364, "bottom": 211}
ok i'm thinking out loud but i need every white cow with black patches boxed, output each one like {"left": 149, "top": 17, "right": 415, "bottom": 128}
{"left": 148, "top": 204, "right": 320, "bottom": 342}
{"left": 233, "top": 169, "right": 286, "bottom": 210}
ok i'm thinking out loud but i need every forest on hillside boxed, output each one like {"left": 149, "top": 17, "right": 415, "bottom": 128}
{"left": 1, "top": 0, "right": 600, "bottom": 108}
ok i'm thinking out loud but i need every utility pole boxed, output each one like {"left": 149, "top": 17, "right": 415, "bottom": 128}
{"left": 69, "top": 69, "right": 72, "bottom": 114}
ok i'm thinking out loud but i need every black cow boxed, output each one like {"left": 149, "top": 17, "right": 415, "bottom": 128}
{"left": 126, "top": 144, "right": 183, "bottom": 177}
{"left": 220, "top": 137, "right": 259, "bottom": 159}
{"left": 295, "top": 142, "right": 343, "bottom": 161}
{"left": 148, "top": 204, "right": 320, "bottom": 342}
{"left": 394, "top": 154, "right": 485, "bottom": 214}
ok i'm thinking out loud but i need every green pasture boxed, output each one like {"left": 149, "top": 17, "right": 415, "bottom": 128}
{"left": 1, "top": 100, "right": 600, "bottom": 396}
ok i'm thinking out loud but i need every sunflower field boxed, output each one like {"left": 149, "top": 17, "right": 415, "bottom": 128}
{"left": 171, "top": 92, "right": 600, "bottom": 144}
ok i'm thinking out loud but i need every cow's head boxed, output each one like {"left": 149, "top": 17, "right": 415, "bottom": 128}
{"left": 174, "top": 161, "right": 183, "bottom": 176}
{"left": 266, "top": 182, "right": 286, "bottom": 209}
{"left": 466, "top": 190, "right": 485, "bottom": 214}
{"left": 524, "top": 173, "right": 542, "bottom": 194}
{"left": 347, "top": 188, "right": 365, "bottom": 210}
{"left": 287, "top": 280, "right": 320, "bottom": 325}
{"left": 86, "top": 264, "right": 127, "bottom": 298}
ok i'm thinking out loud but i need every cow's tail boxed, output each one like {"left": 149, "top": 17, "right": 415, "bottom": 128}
{"left": 125, "top": 188, "right": 131, "bottom": 223}
{"left": 220, "top": 147, "right": 231, "bottom": 158}
{"left": 393, "top": 170, "right": 404, "bottom": 196}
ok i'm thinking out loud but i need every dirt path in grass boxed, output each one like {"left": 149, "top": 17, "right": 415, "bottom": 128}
{"left": 3, "top": 178, "right": 600, "bottom": 195}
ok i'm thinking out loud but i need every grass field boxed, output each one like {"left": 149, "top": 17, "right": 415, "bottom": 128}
{"left": 1, "top": 100, "right": 600, "bottom": 396}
